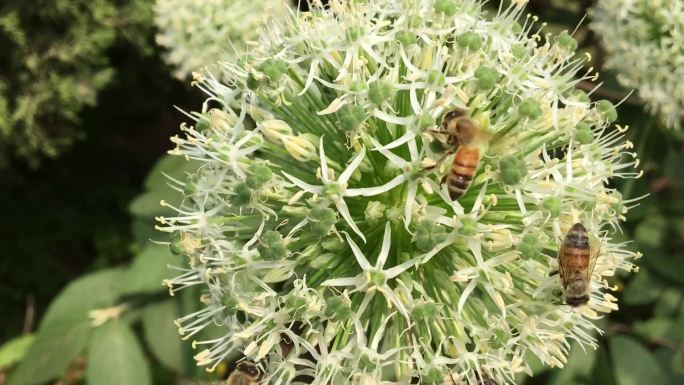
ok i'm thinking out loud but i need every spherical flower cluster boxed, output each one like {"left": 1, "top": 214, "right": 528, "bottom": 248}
{"left": 159, "top": 1, "right": 642, "bottom": 384}
{"left": 154, "top": 0, "right": 282, "bottom": 79}
{"left": 591, "top": 0, "right": 684, "bottom": 129}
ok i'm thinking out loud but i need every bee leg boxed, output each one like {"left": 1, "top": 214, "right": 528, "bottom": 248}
{"left": 548, "top": 269, "right": 559, "bottom": 277}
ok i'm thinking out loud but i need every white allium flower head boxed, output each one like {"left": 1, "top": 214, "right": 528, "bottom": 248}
{"left": 159, "top": 1, "right": 643, "bottom": 384}
{"left": 154, "top": 0, "right": 283, "bottom": 79}
{"left": 591, "top": 0, "right": 684, "bottom": 129}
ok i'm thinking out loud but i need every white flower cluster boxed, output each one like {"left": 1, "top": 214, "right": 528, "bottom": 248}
{"left": 159, "top": 1, "right": 642, "bottom": 384}
{"left": 154, "top": 0, "right": 281, "bottom": 79}
{"left": 591, "top": 0, "right": 684, "bottom": 129}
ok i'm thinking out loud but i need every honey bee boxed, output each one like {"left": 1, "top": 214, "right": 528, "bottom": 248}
{"left": 429, "top": 109, "right": 489, "bottom": 200}
{"left": 555, "top": 223, "right": 599, "bottom": 307}
{"left": 225, "top": 361, "right": 263, "bottom": 385}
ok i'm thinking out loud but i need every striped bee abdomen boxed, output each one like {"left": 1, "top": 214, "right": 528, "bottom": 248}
{"left": 561, "top": 223, "right": 591, "bottom": 271}
{"left": 445, "top": 146, "right": 480, "bottom": 200}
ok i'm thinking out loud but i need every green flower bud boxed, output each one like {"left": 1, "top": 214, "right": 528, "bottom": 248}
{"left": 359, "top": 354, "right": 377, "bottom": 371}
{"left": 231, "top": 182, "right": 252, "bottom": 205}
{"left": 474, "top": 65, "right": 500, "bottom": 89}
{"left": 321, "top": 237, "right": 345, "bottom": 252}
{"left": 519, "top": 233, "right": 542, "bottom": 259}
{"left": 169, "top": 234, "right": 184, "bottom": 255}
{"left": 596, "top": 100, "right": 618, "bottom": 123}
{"left": 499, "top": 155, "right": 528, "bottom": 185}
{"left": 368, "top": 80, "right": 395, "bottom": 105}
{"left": 286, "top": 295, "right": 308, "bottom": 311}
{"left": 571, "top": 89, "right": 591, "bottom": 103}
{"left": 259, "top": 59, "right": 288, "bottom": 83}
{"left": 575, "top": 123, "right": 594, "bottom": 145}
{"left": 518, "top": 98, "right": 543, "bottom": 120}
{"left": 556, "top": 31, "right": 578, "bottom": 52}
{"left": 222, "top": 295, "right": 240, "bottom": 316}
{"left": 324, "top": 296, "right": 352, "bottom": 321}
{"left": 246, "top": 163, "right": 272, "bottom": 189}
{"left": 309, "top": 207, "right": 338, "bottom": 236}
{"left": 512, "top": 44, "right": 527, "bottom": 59}
{"left": 418, "top": 112, "right": 434, "bottom": 129}
{"left": 434, "top": 0, "right": 457, "bottom": 16}
{"left": 195, "top": 116, "right": 210, "bottom": 132}
{"left": 260, "top": 230, "right": 287, "bottom": 260}
{"left": 415, "top": 220, "right": 448, "bottom": 252}
{"left": 339, "top": 104, "right": 366, "bottom": 131}
{"left": 541, "top": 197, "right": 562, "bottom": 218}
{"left": 456, "top": 31, "right": 482, "bottom": 50}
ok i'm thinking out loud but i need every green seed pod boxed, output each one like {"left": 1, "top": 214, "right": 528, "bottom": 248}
{"left": 259, "top": 230, "right": 287, "bottom": 260}
{"left": 499, "top": 155, "right": 528, "bottom": 185}
{"left": 368, "top": 81, "right": 395, "bottom": 105}
{"left": 415, "top": 220, "right": 448, "bottom": 252}
{"left": 518, "top": 98, "right": 543, "bottom": 120}
{"left": 246, "top": 163, "right": 273, "bottom": 189}
{"left": 596, "top": 100, "right": 618, "bottom": 123}
{"left": 309, "top": 207, "right": 338, "bottom": 236}
{"left": 474, "top": 65, "right": 500, "bottom": 90}
{"left": 456, "top": 31, "right": 483, "bottom": 50}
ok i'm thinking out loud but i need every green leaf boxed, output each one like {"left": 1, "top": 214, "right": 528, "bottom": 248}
{"left": 623, "top": 269, "right": 665, "bottom": 305}
{"left": 142, "top": 299, "right": 189, "bottom": 374}
{"left": 8, "top": 321, "right": 90, "bottom": 385}
{"left": 129, "top": 155, "right": 198, "bottom": 219}
{"left": 0, "top": 335, "right": 34, "bottom": 369}
{"left": 120, "top": 243, "right": 176, "bottom": 295}
{"left": 610, "top": 335, "right": 668, "bottom": 385}
{"left": 40, "top": 268, "right": 124, "bottom": 328}
{"left": 633, "top": 318, "right": 674, "bottom": 340}
{"left": 86, "top": 321, "right": 151, "bottom": 385}
{"left": 645, "top": 254, "right": 684, "bottom": 286}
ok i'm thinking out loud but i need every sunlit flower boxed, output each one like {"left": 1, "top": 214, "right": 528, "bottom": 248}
{"left": 591, "top": 0, "right": 684, "bottom": 129}
{"left": 154, "top": 0, "right": 285, "bottom": 79}
{"left": 159, "top": 1, "right": 642, "bottom": 383}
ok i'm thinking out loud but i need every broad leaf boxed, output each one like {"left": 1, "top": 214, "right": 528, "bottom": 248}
{"left": 610, "top": 335, "right": 668, "bottom": 385}
{"left": 8, "top": 321, "right": 90, "bottom": 385}
{"left": 142, "top": 299, "right": 190, "bottom": 374}
{"left": 623, "top": 269, "right": 665, "bottom": 305}
{"left": 40, "top": 268, "right": 124, "bottom": 328}
{"left": 86, "top": 321, "right": 151, "bottom": 385}
{"left": 0, "top": 335, "right": 34, "bottom": 369}
{"left": 120, "top": 243, "right": 176, "bottom": 295}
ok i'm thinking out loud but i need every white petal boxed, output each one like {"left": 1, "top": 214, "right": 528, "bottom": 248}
{"left": 321, "top": 276, "right": 365, "bottom": 287}
{"left": 370, "top": 311, "right": 396, "bottom": 349}
{"left": 373, "top": 130, "right": 417, "bottom": 151}
{"left": 336, "top": 198, "right": 366, "bottom": 242}
{"left": 372, "top": 109, "right": 413, "bottom": 125}
{"left": 457, "top": 278, "right": 478, "bottom": 315}
{"left": 317, "top": 96, "right": 347, "bottom": 115}
{"left": 470, "top": 181, "right": 489, "bottom": 215}
{"left": 282, "top": 172, "right": 323, "bottom": 194}
{"left": 369, "top": 137, "right": 407, "bottom": 167}
{"left": 319, "top": 137, "right": 330, "bottom": 183}
{"left": 403, "top": 182, "right": 418, "bottom": 227}
{"left": 346, "top": 174, "right": 406, "bottom": 197}
{"left": 375, "top": 222, "right": 393, "bottom": 268}
{"left": 382, "top": 289, "right": 409, "bottom": 320}
{"left": 338, "top": 147, "right": 366, "bottom": 185}
{"left": 298, "top": 58, "right": 319, "bottom": 96}
{"left": 344, "top": 231, "right": 372, "bottom": 270}
{"left": 385, "top": 256, "right": 420, "bottom": 278}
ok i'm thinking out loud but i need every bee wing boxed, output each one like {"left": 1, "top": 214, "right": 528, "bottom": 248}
{"left": 557, "top": 243, "right": 571, "bottom": 287}
{"left": 585, "top": 235, "right": 601, "bottom": 282}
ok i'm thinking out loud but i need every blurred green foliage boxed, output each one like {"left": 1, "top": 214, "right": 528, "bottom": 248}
{"left": 0, "top": 0, "right": 682, "bottom": 385}
{"left": 0, "top": 0, "right": 154, "bottom": 166}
